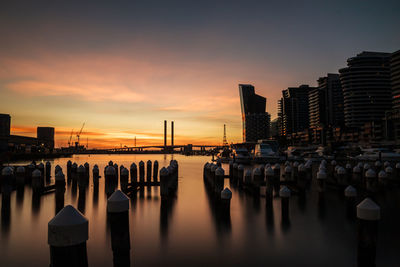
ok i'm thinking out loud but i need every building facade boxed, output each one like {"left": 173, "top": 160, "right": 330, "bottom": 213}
{"left": 0, "top": 114, "right": 55, "bottom": 154}
{"left": 339, "top": 51, "right": 392, "bottom": 128}
{"left": 281, "top": 85, "right": 313, "bottom": 135}
{"left": 239, "top": 84, "right": 270, "bottom": 142}
{"left": 391, "top": 50, "right": 400, "bottom": 144}
{"left": 37, "top": 127, "right": 55, "bottom": 149}
{"left": 0, "top": 114, "right": 11, "bottom": 137}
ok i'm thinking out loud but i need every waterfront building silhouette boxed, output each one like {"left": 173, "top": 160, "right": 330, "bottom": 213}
{"left": 0, "top": 114, "right": 55, "bottom": 153}
{"left": 238, "top": 84, "right": 270, "bottom": 142}
{"left": 339, "top": 51, "right": 392, "bottom": 128}
{"left": 391, "top": 50, "right": 400, "bottom": 144}
{"left": 280, "top": 85, "right": 314, "bottom": 135}
{"left": 308, "top": 74, "right": 344, "bottom": 144}
{"left": 0, "top": 114, "right": 11, "bottom": 137}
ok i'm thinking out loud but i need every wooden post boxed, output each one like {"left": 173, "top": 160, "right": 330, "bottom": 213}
{"left": 84, "top": 163, "right": 89, "bottom": 181}
{"left": 203, "top": 162, "right": 209, "bottom": 181}
{"left": 55, "top": 165, "right": 62, "bottom": 175}
{"left": 353, "top": 166, "right": 362, "bottom": 186}
{"left": 210, "top": 164, "right": 217, "bottom": 189}
{"left": 383, "top": 161, "right": 390, "bottom": 169}
{"left": 284, "top": 165, "right": 292, "bottom": 182}
{"left": 297, "top": 164, "right": 307, "bottom": 193}
{"left": 265, "top": 166, "right": 274, "bottom": 206}
{"left": 237, "top": 164, "right": 244, "bottom": 187}
{"left": 77, "top": 165, "right": 86, "bottom": 213}
{"left": 317, "top": 169, "right": 327, "bottom": 194}
{"left": 220, "top": 188, "right": 232, "bottom": 216}
{"left": 139, "top": 161, "right": 145, "bottom": 185}
{"left": 48, "top": 205, "right": 89, "bottom": 267}
{"left": 253, "top": 167, "right": 262, "bottom": 195}
{"left": 279, "top": 186, "right": 291, "bottom": 221}
{"left": 344, "top": 185, "right": 357, "bottom": 218}
{"left": 305, "top": 161, "right": 312, "bottom": 180}
{"left": 385, "top": 166, "right": 393, "bottom": 182}
{"left": 215, "top": 167, "right": 225, "bottom": 198}
{"left": 113, "top": 163, "right": 119, "bottom": 181}
{"left": 46, "top": 161, "right": 51, "bottom": 183}
{"left": 32, "top": 169, "right": 43, "bottom": 195}
{"left": 374, "top": 161, "right": 382, "bottom": 173}
{"left": 160, "top": 167, "right": 169, "bottom": 200}
{"left": 71, "top": 163, "right": 78, "bottom": 182}
{"left": 244, "top": 170, "right": 252, "bottom": 188}
{"left": 105, "top": 166, "right": 117, "bottom": 197}
{"left": 92, "top": 165, "right": 99, "bottom": 186}
{"left": 356, "top": 198, "right": 380, "bottom": 267}
{"left": 365, "top": 169, "right": 377, "bottom": 196}
{"left": 337, "top": 166, "right": 347, "bottom": 186}
{"left": 1, "top": 167, "right": 13, "bottom": 213}
{"left": 330, "top": 160, "right": 337, "bottom": 179}
{"left": 229, "top": 161, "right": 233, "bottom": 179}
{"left": 153, "top": 160, "right": 159, "bottom": 183}
{"left": 38, "top": 162, "right": 45, "bottom": 182}
{"left": 107, "top": 190, "right": 131, "bottom": 266}
{"left": 232, "top": 163, "right": 238, "bottom": 181}
{"left": 77, "top": 165, "right": 87, "bottom": 188}
{"left": 346, "top": 163, "right": 352, "bottom": 184}
{"left": 396, "top": 163, "right": 400, "bottom": 180}
{"left": 378, "top": 170, "right": 387, "bottom": 188}
{"left": 16, "top": 166, "right": 26, "bottom": 188}
{"left": 273, "top": 163, "right": 281, "bottom": 194}
{"left": 27, "top": 163, "right": 34, "bottom": 184}
{"left": 146, "top": 160, "right": 152, "bottom": 184}
{"left": 120, "top": 168, "right": 129, "bottom": 193}
{"left": 67, "top": 160, "right": 72, "bottom": 182}
{"left": 55, "top": 171, "right": 66, "bottom": 214}
{"left": 130, "top": 163, "right": 137, "bottom": 185}
{"left": 292, "top": 161, "right": 299, "bottom": 182}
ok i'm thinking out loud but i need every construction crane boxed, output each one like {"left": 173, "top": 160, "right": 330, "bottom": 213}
{"left": 67, "top": 129, "right": 74, "bottom": 147}
{"left": 75, "top": 123, "right": 85, "bottom": 147}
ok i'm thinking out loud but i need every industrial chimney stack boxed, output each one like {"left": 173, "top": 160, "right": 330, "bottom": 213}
{"left": 171, "top": 121, "right": 174, "bottom": 147}
{"left": 164, "top": 120, "right": 167, "bottom": 148}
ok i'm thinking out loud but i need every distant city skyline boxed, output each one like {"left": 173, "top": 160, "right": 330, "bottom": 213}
{"left": 0, "top": 1, "right": 399, "bottom": 147}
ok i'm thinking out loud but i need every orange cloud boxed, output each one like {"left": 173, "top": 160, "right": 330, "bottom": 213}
{"left": 7, "top": 80, "right": 146, "bottom": 103}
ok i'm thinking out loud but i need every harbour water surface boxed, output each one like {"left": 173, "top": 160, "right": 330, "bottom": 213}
{"left": 1, "top": 154, "right": 400, "bottom": 266}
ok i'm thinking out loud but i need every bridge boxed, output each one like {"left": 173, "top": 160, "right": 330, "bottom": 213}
{"left": 78, "top": 144, "right": 228, "bottom": 154}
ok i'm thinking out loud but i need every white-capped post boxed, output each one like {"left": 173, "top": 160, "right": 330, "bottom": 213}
{"left": 48, "top": 205, "right": 89, "bottom": 267}
{"left": 356, "top": 198, "right": 380, "bottom": 267}
{"left": 279, "top": 186, "right": 291, "bottom": 221}
{"left": 107, "top": 190, "right": 131, "bottom": 266}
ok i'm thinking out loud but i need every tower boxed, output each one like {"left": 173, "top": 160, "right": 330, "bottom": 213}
{"left": 223, "top": 124, "right": 228, "bottom": 146}
{"left": 171, "top": 121, "right": 174, "bottom": 147}
{"left": 164, "top": 120, "right": 167, "bottom": 148}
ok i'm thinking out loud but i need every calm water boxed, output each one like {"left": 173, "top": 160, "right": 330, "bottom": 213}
{"left": 1, "top": 154, "right": 400, "bottom": 266}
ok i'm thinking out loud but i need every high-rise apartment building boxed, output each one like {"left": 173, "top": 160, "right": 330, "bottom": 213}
{"left": 309, "top": 74, "right": 344, "bottom": 128}
{"left": 339, "top": 51, "right": 392, "bottom": 128}
{"left": 391, "top": 50, "right": 400, "bottom": 143}
{"left": 281, "top": 85, "right": 313, "bottom": 134}
{"left": 239, "top": 84, "right": 270, "bottom": 142}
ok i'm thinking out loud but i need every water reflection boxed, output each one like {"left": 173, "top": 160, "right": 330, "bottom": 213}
{"left": 0, "top": 155, "right": 399, "bottom": 267}
{"left": 1, "top": 195, "right": 11, "bottom": 239}
{"left": 204, "top": 183, "right": 232, "bottom": 242}
{"left": 160, "top": 196, "right": 177, "bottom": 244}
{"left": 265, "top": 203, "right": 274, "bottom": 233}
{"left": 31, "top": 192, "right": 41, "bottom": 217}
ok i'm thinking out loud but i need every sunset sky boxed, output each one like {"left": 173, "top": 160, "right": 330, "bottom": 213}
{"left": 1, "top": 0, "right": 399, "bottom": 148}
